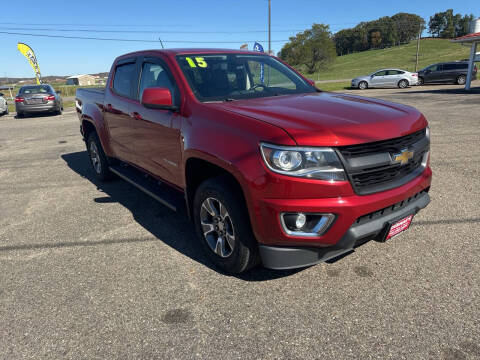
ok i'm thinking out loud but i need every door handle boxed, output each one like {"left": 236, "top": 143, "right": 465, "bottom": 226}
{"left": 130, "top": 112, "right": 142, "bottom": 120}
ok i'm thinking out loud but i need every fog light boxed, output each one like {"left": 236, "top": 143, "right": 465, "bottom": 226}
{"left": 281, "top": 213, "right": 335, "bottom": 237}
{"left": 295, "top": 213, "right": 307, "bottom": 229}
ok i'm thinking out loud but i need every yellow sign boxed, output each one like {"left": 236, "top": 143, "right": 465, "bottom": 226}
{"left": 17, "top": 43, "right": 42, "bottom": 84}
{"left": 393, "top": 149, "right": 414, "bottom": 165}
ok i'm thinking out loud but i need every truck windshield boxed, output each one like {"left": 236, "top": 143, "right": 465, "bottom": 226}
{"left": 176, "top": 53, "right": 317, "bottom": 102}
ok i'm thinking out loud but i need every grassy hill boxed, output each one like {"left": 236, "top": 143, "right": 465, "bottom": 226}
{"left": 308, "top": 38, "right": 474, "bottom": 81}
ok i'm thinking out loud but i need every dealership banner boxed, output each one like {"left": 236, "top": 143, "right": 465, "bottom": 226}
{"left": 17, "top": 43, "right": 42, "bottom": 84}
{"left": 253, "top": 42, "right": 265, "bottom": 83}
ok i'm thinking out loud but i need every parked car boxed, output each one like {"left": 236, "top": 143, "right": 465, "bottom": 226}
{"left": 76, "top": 49, "right": 431, "bottom": 273}
{"left": 351, "top": 69, "right": 418, "bottom": 89}
{"left": 0, "top": 92, "right": 8, "bottom": 116}
{"left": 15, "top": 84, "right": 63, "bottom": 117}
{"left": 417, "top": 62, "right": 477, "bottom": 85}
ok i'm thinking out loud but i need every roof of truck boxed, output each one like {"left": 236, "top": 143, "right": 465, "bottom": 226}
{"left": 119, "top": 48, "right": 270, "bottom": 58}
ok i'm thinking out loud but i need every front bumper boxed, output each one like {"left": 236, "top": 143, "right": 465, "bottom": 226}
{"left": 260, "top": 189, "right": 430, "bottom": 269}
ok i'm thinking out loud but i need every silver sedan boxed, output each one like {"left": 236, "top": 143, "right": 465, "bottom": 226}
{"left": 351, "top": 69, "right": 419, "bottom": 90}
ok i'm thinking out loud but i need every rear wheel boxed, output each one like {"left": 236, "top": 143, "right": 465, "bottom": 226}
{"left": 86, "top": 132, "right": 113, "bottom": 181}
{"left": 398, "top": 79, "right": 409, "bottom": 89}
{"left": 456, "top": 75, "right": 466, "bottom": 85}
{"left": 56, "top": 106, "right": 62, "bottom": 115}
{"left": 16, "top": 112, "right": 24, "bottom": 118}
{"left": 193, "top": 177, "right": 259, "bottom": 274}
{"left": 358, "top": 81, "right": 368, "bottom": 90}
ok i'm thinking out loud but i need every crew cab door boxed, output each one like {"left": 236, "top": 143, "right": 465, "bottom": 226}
{"left": 127, "top": 56, "right": 183, "bottom": 186}
{"left": 104, "top": 57, "right": 139, "bottom": 164}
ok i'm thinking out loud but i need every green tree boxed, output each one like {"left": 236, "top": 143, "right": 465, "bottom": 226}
{"left": 279, "top": 24, "right": 336, "bottom": 74}
{"left": 429, "top": 11, "right": 446, "bottom": 37}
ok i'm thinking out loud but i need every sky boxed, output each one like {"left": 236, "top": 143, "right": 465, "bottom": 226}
{"left": 0, "top": 0, "right": 478, "bottom": 78}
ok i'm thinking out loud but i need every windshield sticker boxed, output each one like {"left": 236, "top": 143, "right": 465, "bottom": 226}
{"left": 186, "top": 57, "right": 208, "bottom": 68}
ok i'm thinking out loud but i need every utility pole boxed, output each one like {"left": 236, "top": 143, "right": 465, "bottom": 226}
{"left": 268, "top": 0, "right": 271, "bottom": 55}
{"left": 415, "top": 24, "right": 422, "bottom": 72}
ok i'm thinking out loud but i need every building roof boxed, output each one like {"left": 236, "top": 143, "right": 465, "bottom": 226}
{"left": 67, "top": 74, "right": 94, "bottom": 79}
{"left": 451, "top": 32, "right": 480, "bottom": 43}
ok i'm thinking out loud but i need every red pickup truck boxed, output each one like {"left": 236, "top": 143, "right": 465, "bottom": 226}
{"left": 76, "top": 49, "right": 431, "bottom": 273}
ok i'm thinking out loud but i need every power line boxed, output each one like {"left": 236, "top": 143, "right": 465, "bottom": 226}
{"left": 0, "top": 31, "right": 289, "bottom": 43}
{"left": 0, "top": 26, "right": 305, "bottom": 34}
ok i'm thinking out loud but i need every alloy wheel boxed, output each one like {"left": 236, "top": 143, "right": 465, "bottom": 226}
{"left": 200, "top": 197, "right": 235, "bottom": 258}
{"left": 89, "top": 141, "right": 101, "bottom": 174}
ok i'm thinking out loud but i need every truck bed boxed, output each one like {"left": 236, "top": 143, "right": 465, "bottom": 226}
{"left": 76, "top": 88, "right": 105, "bottom": 112}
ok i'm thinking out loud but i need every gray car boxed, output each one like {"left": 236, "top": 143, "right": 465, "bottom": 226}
{"left": 351, "top": 69, "right": 419, "bottom": 90}
{"left": 15, "top": 84, "right": 63, "bottom": 117}
{"left": 0, "top": 92, "right": 8, "bottom": 116}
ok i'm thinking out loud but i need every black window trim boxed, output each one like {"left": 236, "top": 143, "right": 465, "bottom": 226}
{"left": 111, "top": 57, "right": 139, "bottom": 100}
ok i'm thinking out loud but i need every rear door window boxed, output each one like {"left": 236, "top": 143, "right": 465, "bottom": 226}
{"left": 113, "top": 62, "right": 136, "bottom": 98}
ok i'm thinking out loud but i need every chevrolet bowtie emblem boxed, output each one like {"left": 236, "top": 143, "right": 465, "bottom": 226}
{"left": 392, "top": 149, "right": 414, "bottom": 165}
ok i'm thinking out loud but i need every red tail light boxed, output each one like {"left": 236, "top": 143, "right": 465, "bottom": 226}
{"left": 15, "top": 97, "right": 24, "bottom": 103}
{"left": 45, "top": 95, "right": 55, "bottom": 101}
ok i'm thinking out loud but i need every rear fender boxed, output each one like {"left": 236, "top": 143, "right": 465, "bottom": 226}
{"left": 81, "top": 102, "right": 114, "bottom": 157}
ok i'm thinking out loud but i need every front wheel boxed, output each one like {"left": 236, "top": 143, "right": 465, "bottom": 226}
{"left": 417, "top": 77, "right": 424, "bottom": 86}
{"left": 456, "top": 75, "right": 466, "bottom": 85}
{"left": 86, "top": 132, "right": 113, "bottom": 181}
{"left": 358, "top": 81, "right": 368, "bottom": 90}
{"left": 193, "top": 177, "right": 259, "bottom": 274}
{"left": 398, "top": 79, "right": 409, "bottom": 89}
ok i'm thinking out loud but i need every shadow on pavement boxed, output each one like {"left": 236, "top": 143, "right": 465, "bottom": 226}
{"left": 401, "top": 86, "right": 480, "bottom": 95}
{"left": 61, "top": 151, "right": 305, "bottom": 281}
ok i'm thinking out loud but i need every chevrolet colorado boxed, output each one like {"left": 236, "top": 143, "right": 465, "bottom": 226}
{"left": 76, "top": 49, "right": 432, "bottom": 273}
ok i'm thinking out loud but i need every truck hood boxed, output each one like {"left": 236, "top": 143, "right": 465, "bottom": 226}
{"left": 212, "top": 92, "right": 427, "bottom": 146}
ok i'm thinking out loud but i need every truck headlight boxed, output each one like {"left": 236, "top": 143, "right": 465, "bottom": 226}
{"left": 260, "top": 143, "right": 346, "bottom": 181}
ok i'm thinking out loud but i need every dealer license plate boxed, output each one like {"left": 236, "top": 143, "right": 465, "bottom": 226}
{"left": 386, "top": 214, "right": 414, "bottom": 240}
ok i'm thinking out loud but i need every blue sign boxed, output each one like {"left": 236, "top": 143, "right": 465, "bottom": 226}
{"left": 253, "top": 42, "right": 265, "bottom": 83}
{"left": 253, "top": 42, "right": 264, "bottom": 52}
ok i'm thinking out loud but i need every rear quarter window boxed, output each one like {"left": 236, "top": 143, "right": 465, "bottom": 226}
{"left": 113, "top": 62, "right": 136, "bottom": 97}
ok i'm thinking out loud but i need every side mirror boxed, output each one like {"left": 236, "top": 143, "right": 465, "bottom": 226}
{"left": 306, "top": 78, "right": 316, "bottom": 86}
{"left": 0, "top": 93, "right": 3, "bottom": 97}
{"left": 56, "top": 90, "right": 62, "bottom": 95}
{"left": 141, "top": 87, "right": 178, "bottom": 111}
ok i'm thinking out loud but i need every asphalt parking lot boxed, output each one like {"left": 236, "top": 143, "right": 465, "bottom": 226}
{"left": 1, "top": 83, "right": 479, "bottom": 360}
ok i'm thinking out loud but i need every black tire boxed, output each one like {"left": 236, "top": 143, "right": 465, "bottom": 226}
{"left": 193, "top": 177, "right": 259, "bottom": 274}
{"left": 86, "top": 132, "right": 113, "bottom": 181}
{"left": 56, "top": 107, "right": 62, "bottom": 116}
{"left": 456, "top": 75, "right": 466, "bottom": 85}
{"left": 358, "top": 81, "right": 368, "bottom": 90}
{"left": 417, "top": 77, "right": 424, "bottom": 86}
{"left": 16, "top": 112, "right": 24, "bottom": 118}
{"left": 398, "top": 79, "right": 409, "bottom": 89}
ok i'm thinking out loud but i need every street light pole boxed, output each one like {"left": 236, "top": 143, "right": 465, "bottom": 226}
{"left": 268, "top": 0, "right": 271, "bottom": 55}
